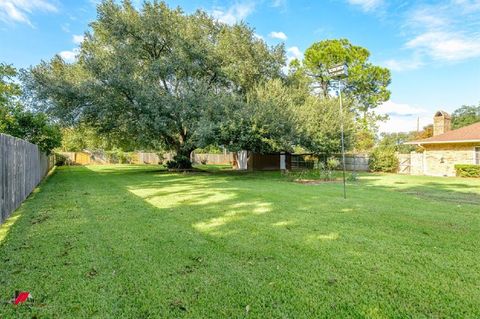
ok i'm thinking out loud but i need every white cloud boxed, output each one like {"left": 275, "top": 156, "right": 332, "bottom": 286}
{"left": 383, "top": 57, "right": 423, "bottom": 72}
{"left": 406, "top": 7, "right": 448, "bottom": 29}
{"left": 453, "top": 0, "right": 480, "bottom": 12}
{"left": 377, "top": 101, "right": 430, "bottom": 133}
{"left": 377, "top": 101, "right": 426, "bottom": 117}
{"left": 0, "top": 0, "right": 57, "bottom": 26}
{"left": 382, "top": 2, "right": 480, "bottom": 71}
{"left": 346, "top": 0, "right": 383, "bottom": 12}
{"left": 282, "top": 46, "right": 303, "bottom": 73}
{"left": 211, "top": 2, "right": 254, "bottom": 25}
{"left": 287, "top": 46, "right": 302, "bottom": 61}
{"left": 406, "top": 31, "right": 480, "bottom": 61}
{"left": 72, "top": 34, "right": 84, "bottom": 45}
{"left": 269, "top": 31, "right": 287, "bottom": 41}
{"left": 59, "top": 49, "right": 78, "bottom": 63}
{"left": 401, "top": 3, "right": 480, "bottom": 63}
{"left": 378, "top": 115, "right": 431, "bottom": 133}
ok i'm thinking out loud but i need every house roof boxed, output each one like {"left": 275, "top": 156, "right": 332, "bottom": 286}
{"left": 406, "top": 121, "right": 480, "bottom": 145}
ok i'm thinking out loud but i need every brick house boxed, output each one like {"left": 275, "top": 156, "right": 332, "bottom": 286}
{"left": 404, "top": 111, "right": 480, "bottom": 177}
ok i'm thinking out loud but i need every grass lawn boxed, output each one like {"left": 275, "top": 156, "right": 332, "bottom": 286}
{"left": 1, "top": 165, "right": 480, "bottom": 318}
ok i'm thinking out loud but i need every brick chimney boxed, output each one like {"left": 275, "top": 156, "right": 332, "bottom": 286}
{"left": 433, "top": 111, "right": 451, "bottom": 136}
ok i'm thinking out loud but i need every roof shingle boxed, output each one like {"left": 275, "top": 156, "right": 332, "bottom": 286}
{"left": 408, "top": 121, "right": 480, "bottom": 144}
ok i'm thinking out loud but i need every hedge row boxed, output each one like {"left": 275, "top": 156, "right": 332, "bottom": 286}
{"left": 455, "top": 164, "right": 480, "bottom": 178}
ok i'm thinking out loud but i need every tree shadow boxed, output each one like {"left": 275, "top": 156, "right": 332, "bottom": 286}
{"left": 357, "top": 174, "right": 480, "bottom": 205}
{"left": 1, "top": 165, "right": 480, "bottom": 317}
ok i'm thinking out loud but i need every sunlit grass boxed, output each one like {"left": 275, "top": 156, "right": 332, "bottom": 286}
{"left": 0, "top": 214, "right": 20, "bottom": 244}
{"left": 1, "top": 165, "right": 479, "bottom": 318}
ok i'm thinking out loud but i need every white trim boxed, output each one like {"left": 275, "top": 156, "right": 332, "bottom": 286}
{"left": 280, "top": 152, "right": 286, "bottom": 170}
{"left": 406, "top": 139, "right": 480, "bottom": 145}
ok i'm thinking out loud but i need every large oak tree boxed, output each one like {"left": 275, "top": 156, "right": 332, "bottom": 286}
{"left": 23, "top": 0, "right": 285, "bottom": 166}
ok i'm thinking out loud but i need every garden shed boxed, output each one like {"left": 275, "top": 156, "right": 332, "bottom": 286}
{"left": 233, "top": 151, "right": 292, "bottom": 171}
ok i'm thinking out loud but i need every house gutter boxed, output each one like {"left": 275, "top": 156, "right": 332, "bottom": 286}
{"left": 405, "top": 139, "right": 480, "bottom": 145}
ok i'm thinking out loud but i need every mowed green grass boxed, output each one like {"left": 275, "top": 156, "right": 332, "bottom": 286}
{"left": 1, "top": 165, "right": 480, "bottom": 318}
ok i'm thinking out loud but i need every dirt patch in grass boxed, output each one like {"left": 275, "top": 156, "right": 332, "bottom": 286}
{"left": 397, "top": 189, "right": 480, "bottom": 205}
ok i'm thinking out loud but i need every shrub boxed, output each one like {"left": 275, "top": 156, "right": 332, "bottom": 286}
{"left": 55, "top": 153, "right": 68, "bottom": 166}
{"left": 369, "top": 146, "right": 399, "bottom": 172}
{"left": 455, "top": 164, "right": 480, "bottom": 177}
{"left": 347, "top": 172, "right": 358, "bottom": 182}
{"left": 313, "top": 156, "right": 339, "bottom": 181}
{"left": 117, "top": 151, "right": 128, "bottom": 164}
{"left": 326, "top": 157, "right": 340, "bottom": 170}
{"left": 166, "top": 155, "right": 192, "bottom": 169}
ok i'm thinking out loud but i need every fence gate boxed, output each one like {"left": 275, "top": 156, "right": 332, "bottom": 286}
{"left": 398, "top": 154, "right": 411, "bottom": 174}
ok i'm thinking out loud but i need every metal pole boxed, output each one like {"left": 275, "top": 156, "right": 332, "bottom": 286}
{"left": 338, "top": 81, "right": 347, "bottom": 199}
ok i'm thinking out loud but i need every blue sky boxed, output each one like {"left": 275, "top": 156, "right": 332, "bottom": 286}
{"left": 1, "top": 0, "right": 479, "bottom": 132}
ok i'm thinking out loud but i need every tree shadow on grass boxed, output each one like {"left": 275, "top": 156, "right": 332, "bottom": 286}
{"left": 357, "top": 174, "right": 480, "bottom": 206}
{"left": 2, "top": 165, "right": 480, "bottom": 318}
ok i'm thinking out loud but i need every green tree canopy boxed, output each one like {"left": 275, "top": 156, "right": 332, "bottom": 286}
{"left": 211, "top": 79, "right": 299, "bottom": 153}
{"left": 295, "top": 96, "right": 355, "bottom": 155}
{"left": 1, "top": 63, "right": 61, "bottom": 154}
{"left": 451, "top": 104, "right": 480, "bottom": 129}
{"left": 59, "top": 124, "right": 123, "bottom": 152}
{"left": 378, "top": 132, "right": 417, "bottom": 153}
{"left": 0, "top": 63, "right": 21, "bottom": 105}
{"left": 23, "top": 0, "right": 285, "bottom": 167}
{"left": 302, "top": 39, "right": 391, "bottom": 121}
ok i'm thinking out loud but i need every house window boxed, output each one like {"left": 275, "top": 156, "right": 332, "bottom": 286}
{"left": 476, "top": 147, "right": 480, "bottom": 165}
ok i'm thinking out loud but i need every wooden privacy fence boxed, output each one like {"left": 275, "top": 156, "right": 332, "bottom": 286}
{"left": 291, "top": 153, "right": 370, "bottom": 171}
{"left": 59, "top": 151, "right": 234, "bottom": 165}
{"left": 192, "top": 153, "right": 234, "bottom": 165}
{"left": 0, "top": 134, "right": 55, "bottom": 225}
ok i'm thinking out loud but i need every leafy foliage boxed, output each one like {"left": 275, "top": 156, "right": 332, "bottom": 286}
{"left": 415, "top": 124, "right": 433, "bottom": 140}
{"left": 0, "top": 63, "right": 61, "bottom": 154}
{"left": 54, "top": 153, "right": 69, "bottom": 166}
{"left": 378, "top": 132, "right": 417, "bottom": 153}
{"left": 21, "top": 4, "right": 393, "bottom": 161}
{"left": 455, "top": 164, "right": 480, "bottom": 178}
{"left": 59, "top": 124, "right": 141, "bottom": 152}
{"left": 194, "top": 145, "right": 224, "bottom": 154}
{"left": 296, "top": 97, "right": 355, "bottom": 155}
{"left": 451, "top": 104, "right": 480, "bottom": 129}
{"left": 23, "top": 1, "right": 285, "bottom": 167}
{"left": 369, "top": 146, "right": 399, "bottom": 172}
{"left": 0, "top": 63, "right": 20, "bottom": 105}
{"left": 354, "top": 128, "right": 376, "bottom": 152}
{"left": 212, "top": 79, "right": 298, "bottom": 153}
{"left": 302, "top": 39, "right": 391, "bottom": 119}
{"left": 316, "top": 157, "right": 340, "bottom": 181}
{"left": 286, "top": 39, "right": 391, "bottom": 152}
{"left": 166, "top": 155, "right": 192, "bottom": 169}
